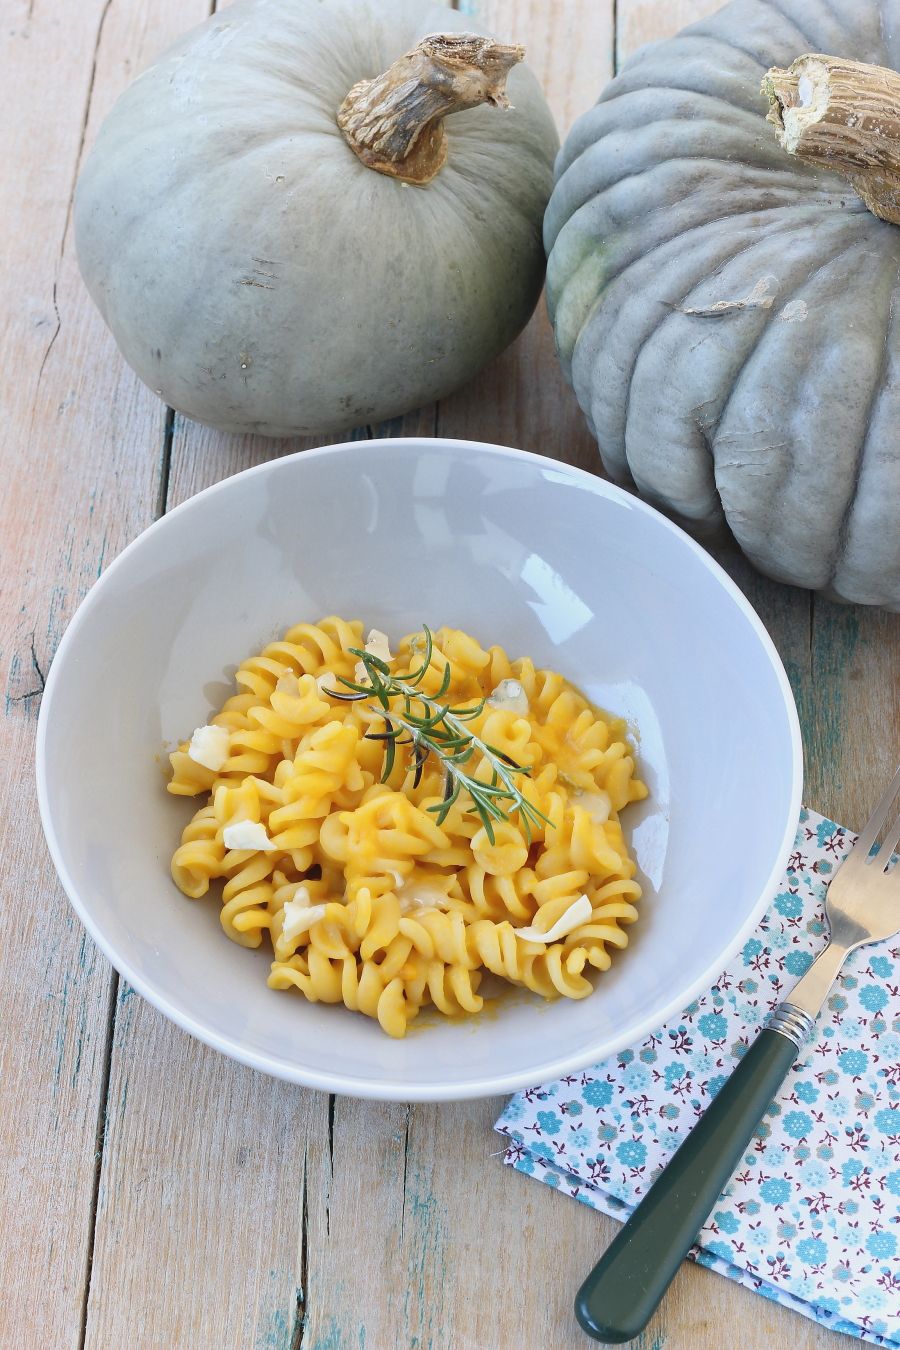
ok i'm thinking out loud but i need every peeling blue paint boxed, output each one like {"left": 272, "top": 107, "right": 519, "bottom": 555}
{"left": 4, "top": 650, "right": 21, "bottom": 715}
{"left": 308, "top": 1315, "right": 353, "bottom": 1350}
{"left": 402, "top": 1177, "right": 445, "bottom": 1349}
{"left": 801, "top": 599, "right": 864, "bottom": 807}
{"left": 51, "top": 976, "right": 70, "bottom": 1098}
{"left": 71, "top": 1022, "right": 85, "bottom": 1088}
{"left": 257, "top": 1304, "right": 290, "bottom": 1349}
{"left": 632, "top": 1333, "right": 667, "bottom": 1350}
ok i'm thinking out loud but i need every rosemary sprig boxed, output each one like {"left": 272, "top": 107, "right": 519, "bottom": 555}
{"left": 327, "top": 627, "right": 552, "bottom": 844}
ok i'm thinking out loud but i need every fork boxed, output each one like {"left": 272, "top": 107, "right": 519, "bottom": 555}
{"left": 575, "top": 765, "right": 900, "bottom": 1344}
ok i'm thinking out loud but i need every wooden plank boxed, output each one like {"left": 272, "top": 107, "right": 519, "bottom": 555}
{"left": 617, "top": 0, "right": 723, "bottom": 63}
{"left": 440, "top": 0, "right": 612, "bottom": 472}
{"left": 85, "top": 985, "right": 331, "bottom": 1348}
{"left": 164, "top": 406, "right": 436, "bottom": 505}
{"left": 804, "top": 600, "right": 900, "bottom": 829}
{"left": 0, "top": 0, "right": 212, "bottom": 1345}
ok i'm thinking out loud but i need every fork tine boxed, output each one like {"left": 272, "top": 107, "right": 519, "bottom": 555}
{"left": 852, "top": 765, "right": 900, "bottom": 864}
{"left": 878, "top": 809, "right": 900, "bottom": 873}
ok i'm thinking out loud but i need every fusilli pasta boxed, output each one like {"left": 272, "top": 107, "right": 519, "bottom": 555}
{"left": 167, "top": 621, "right": 648, "bottom": 1037}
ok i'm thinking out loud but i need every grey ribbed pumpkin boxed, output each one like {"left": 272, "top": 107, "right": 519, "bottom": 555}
{"left": 546, "top": 0, "right": 900, "bottom": 609}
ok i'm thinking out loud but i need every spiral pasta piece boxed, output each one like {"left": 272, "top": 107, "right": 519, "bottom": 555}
{"left": 171, "top": 802, "right": 224, "bottom": 897}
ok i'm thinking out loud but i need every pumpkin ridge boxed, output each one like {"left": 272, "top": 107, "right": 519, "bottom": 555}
{"left": 555, "top": 119, "right": 833, "bottom": 194}
{"left": 655, "top": 234, "right": 862, "bottom": 496}
{"left": 653, "top": 32, "right": 783, "bottom": 81}
{"left": 557, "top": 205, "right": 827, "bottom": 397}
{"left": 623, "top": 237, "right": 795, "bottom": 517}
{"left": 596, "top": 36, "right": 776, "bottom": 115}
{"left": 712, "top": 234, "right": 887, "bottom": 585}
{"left": 558, "top": 197, "right": 847, "bottom": 344}
{"left": 606, "top": 257, "right": 760, "bottom": 500}
{"left": 755, "top": 0, "right": 858, "bottom": 57}
{"left": 826, "top": 257, "right": 900, "bottom": 590}
{"left": 572, "top": 86, "right": 810, "bottom": 142}
{"left": 556, "top": 60, "right": 799, "bottom": 180}
{"left": 552, "top": 149, "right": 875, "bottom": 340}
{"left": 550, "top": 84, "right": 855, "bottom": 209}
{"left": 550, "top": 150, "right": 845, "bottom": 256}
{"left": 575, "top": 212, "right": 863, "bottom": 491}
{"left": 690, "top": 0, "right": 846, "bottom": 61}
{"left": 711, "top": 229, "right": 867, "bottom": 451}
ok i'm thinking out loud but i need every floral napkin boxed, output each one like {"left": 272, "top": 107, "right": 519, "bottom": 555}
{"left": 496, "top": 810, "right": 900, "bottom": 1346}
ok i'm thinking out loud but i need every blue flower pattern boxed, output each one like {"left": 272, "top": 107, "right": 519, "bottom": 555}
{"left": 497, "top": 814, "right": 900, "bottom": 1347}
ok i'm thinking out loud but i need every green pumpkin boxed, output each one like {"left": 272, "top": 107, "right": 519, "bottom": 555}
{"left": 546, "top": 0, "right": 900, "bottom": 610}
{"left": 75, "top": 0, "right": 558, "bottom": 436}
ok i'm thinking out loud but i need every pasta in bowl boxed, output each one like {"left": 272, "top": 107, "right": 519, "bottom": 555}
{"left": 36, "top": 437, "right": 802, "bottom": 1100}
{"left": 166, "top": 620, "right": 648, "bottom": 1037}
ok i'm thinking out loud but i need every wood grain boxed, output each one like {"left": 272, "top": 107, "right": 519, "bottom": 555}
{"left": 0, "top": 1, "right": 209, "bottom": 1345}
{"left": 443, "top": 0, "right": 613, "bottom": 472}
{"left": 617, "top": 0, "right": 723, "bottom": 63}
{"left": 85, "top": 986, "right": 330, "bottom": 1348}
{"left": 2, "top": 0, "right": 895, "bottom": 1346}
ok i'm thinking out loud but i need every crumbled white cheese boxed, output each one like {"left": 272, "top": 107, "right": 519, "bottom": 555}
{"left": 488, "top": 679, "right": 529, "bottom": 715}
{"left": 287, "top": 884, "right": 313, "bottom": 908}
{"left": 576, "top": 790, "right": 612, "bottom": 825}
{"left": 354, "top": 629, "right": 394, "bottom": 686}
{"left": 396, "top": 879, "right": 453, "bottom": 914}
{"left": 187, "top": 724, "right": 230, "bottom": 772}
{"left": 276, "top": 671, "right": 299, "bottom": 695}
{"left": 316, "top": 673, "right": 340, "bottom": 698}
{"left": 223, "top": 820, "right": 276, "bottom": 852}
{"left": 365, "top": 629, "right": 393, "bottom": 663}
{"left": 515, "top": 894, "right": 593, "bottom": 944}
{"left": 281, "top": 899, "right": 328, "bottom": 942}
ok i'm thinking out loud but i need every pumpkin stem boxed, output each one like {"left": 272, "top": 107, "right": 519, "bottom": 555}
{"left": 762, "top": 54, "right": 900, "bottom": 225}
{"left": 337, "top": 33, "right": 524, "bottom": 185}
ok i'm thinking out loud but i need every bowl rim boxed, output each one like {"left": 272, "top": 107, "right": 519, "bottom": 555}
{"left": 36, "top": 436, "right": 803, "bottom": 1101}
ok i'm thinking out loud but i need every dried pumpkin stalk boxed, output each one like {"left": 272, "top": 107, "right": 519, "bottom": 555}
{"left": 762, "top": 53, "right": 900, "bottom": 225}
{"left": 338, "top": 33, "right": 524, "bottom": 185}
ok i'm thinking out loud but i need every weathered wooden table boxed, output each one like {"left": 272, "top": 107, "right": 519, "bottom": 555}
{"left": 4, "top": 0, "right": 898, "bottom": 1345}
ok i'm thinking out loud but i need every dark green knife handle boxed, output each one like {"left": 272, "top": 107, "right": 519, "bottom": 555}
{"left": 575, "top": 1027, "right": 799, "bottom": 1344}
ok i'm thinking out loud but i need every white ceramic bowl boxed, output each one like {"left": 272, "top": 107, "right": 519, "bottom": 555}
{"left": 37, "top": 438, "right": 802, "bottom": 1100}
